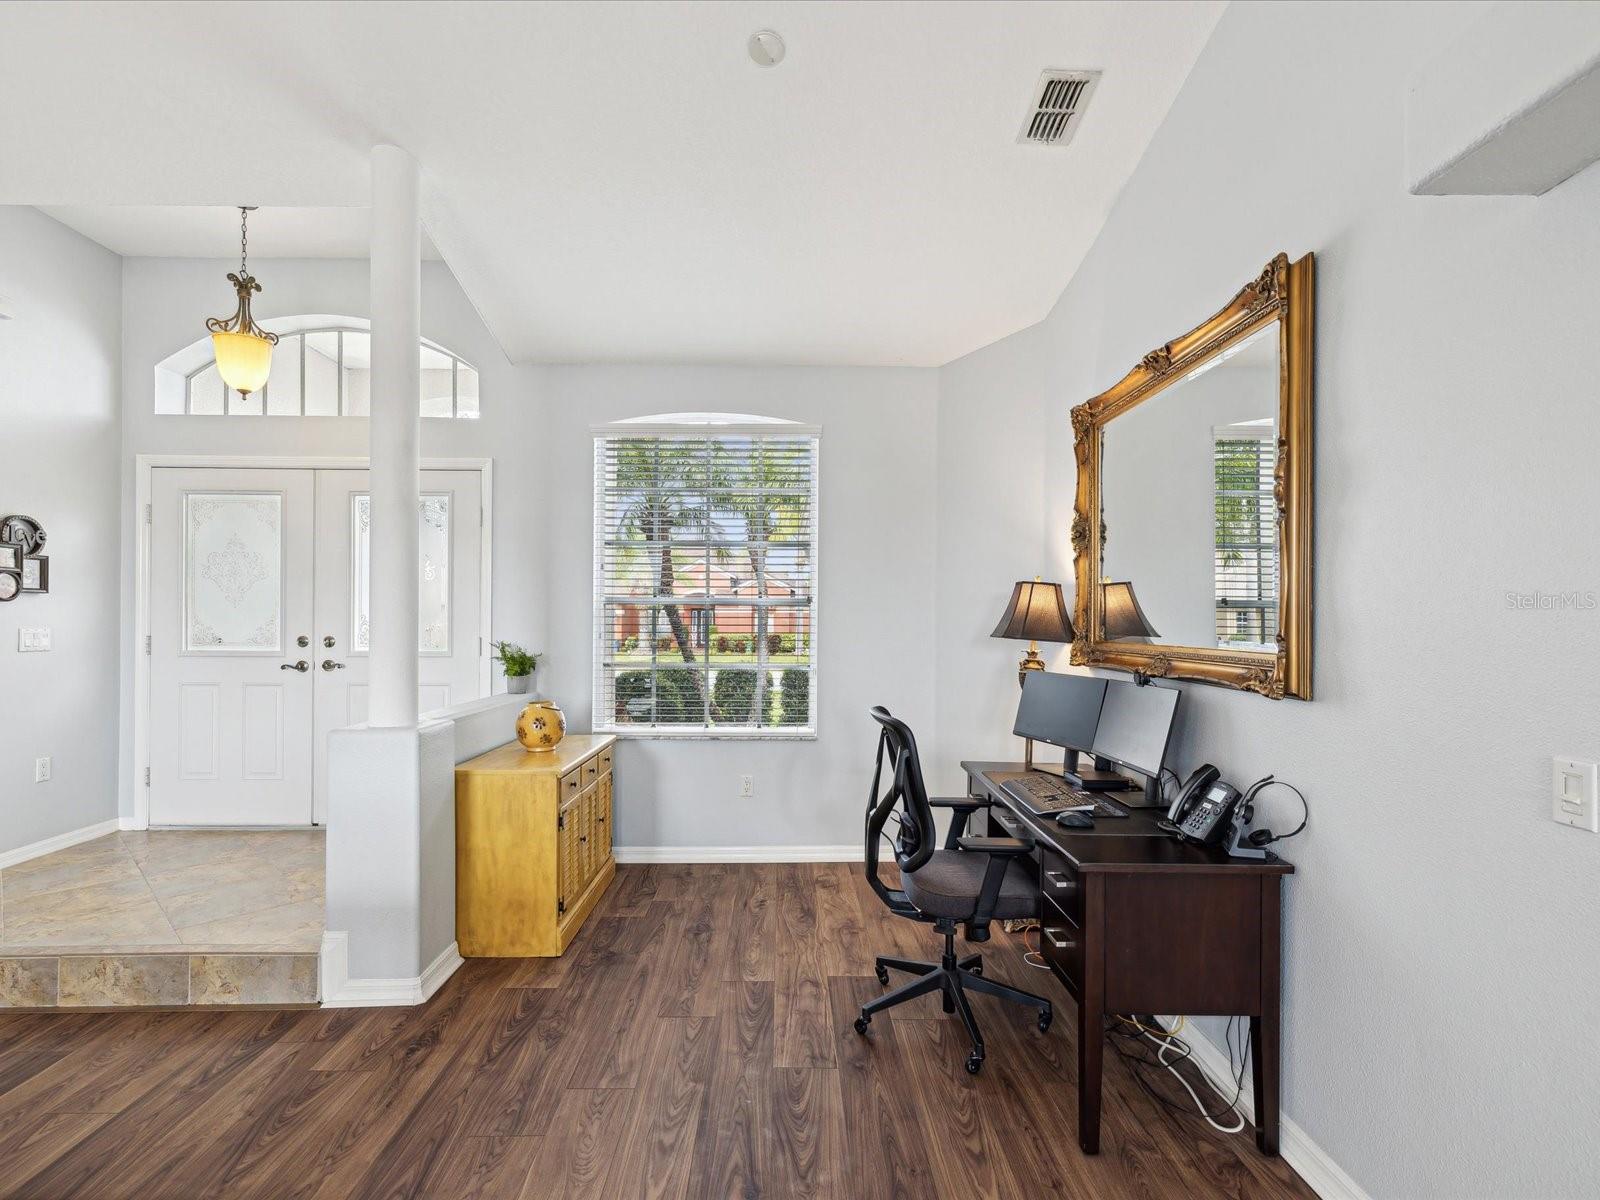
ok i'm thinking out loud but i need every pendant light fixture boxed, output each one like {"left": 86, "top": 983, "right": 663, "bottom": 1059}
{"left": 206, "top": 206, "right": 278, "bottom": 395}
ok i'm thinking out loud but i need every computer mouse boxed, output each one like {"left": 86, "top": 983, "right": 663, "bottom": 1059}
{"left": 1057, "top": 811, "right": 1095, "bottom": 829}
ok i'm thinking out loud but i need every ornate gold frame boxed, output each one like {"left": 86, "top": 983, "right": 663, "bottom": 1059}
{"left": 1070, "top": 253, "right": 1314, "bottom": 700}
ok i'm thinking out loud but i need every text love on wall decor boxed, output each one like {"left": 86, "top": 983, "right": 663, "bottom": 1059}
{"left": 0, "top": 515, "right": 47, "bottom": 602}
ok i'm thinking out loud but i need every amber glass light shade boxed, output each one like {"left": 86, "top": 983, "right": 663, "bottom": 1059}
{"left": 1101, "top": 580, "right": 1160, "bottom": 639}
{"left": 211, "top": 330, "right": 274, "bottom": 396}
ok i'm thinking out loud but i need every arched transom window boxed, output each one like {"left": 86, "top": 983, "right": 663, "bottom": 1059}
{"left": 157, "top": 319, "right": 479, "bottom": 418}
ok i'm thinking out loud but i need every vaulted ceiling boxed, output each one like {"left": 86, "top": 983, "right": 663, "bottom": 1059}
{"left": 4, "top": 1, "right": 1224, "bottom": 366}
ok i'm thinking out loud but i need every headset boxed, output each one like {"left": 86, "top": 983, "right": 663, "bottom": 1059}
{"left": 1234, "top": 775, "right": 1308, "bottom": 849}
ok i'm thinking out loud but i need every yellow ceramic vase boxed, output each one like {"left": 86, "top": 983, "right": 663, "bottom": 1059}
{"left": 515, "top": 700, "right": 567, "bottom": 753}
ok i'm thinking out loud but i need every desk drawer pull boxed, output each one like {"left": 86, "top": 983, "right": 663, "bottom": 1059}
{"left": 1044, "top": 870, "right": 1076, "bottom": 892}
{"left": 1043, "top": 929, "right": 1076, "bottom": 951}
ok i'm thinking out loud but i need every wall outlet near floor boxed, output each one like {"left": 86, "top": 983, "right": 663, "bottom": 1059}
{"left": 17, "top": 627, "right": 50, "bottom": 652}
{"left": 739, "top": 774, "right": 755, "bottom": 798}
{"left": 34, "top": 756, "right": 51, "bottom": 783}
{"left": 1552, "top": 757, "right": 1598, "bottom": 831}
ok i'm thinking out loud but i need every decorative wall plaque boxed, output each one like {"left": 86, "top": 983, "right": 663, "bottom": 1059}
{"left": 0, "top": 515, "right": 45, "bottom": 601}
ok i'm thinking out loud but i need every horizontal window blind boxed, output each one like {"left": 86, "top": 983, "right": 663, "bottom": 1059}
{"left": 1213, "top": 427, "right": 1278, "bottom": 650}
{"left": 593, "top": 430, "right": 819, "bottom": 734}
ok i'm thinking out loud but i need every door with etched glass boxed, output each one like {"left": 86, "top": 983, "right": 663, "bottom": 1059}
{"left": 149, "top": 469, "right": 316, "bottom": 825}
{"left": 310, "top": 469, "right": 484, "bottom": 823}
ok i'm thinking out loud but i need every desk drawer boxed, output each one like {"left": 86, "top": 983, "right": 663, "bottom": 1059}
{"left": 1039, "top": 916, "right": 1082, "bottom": 992}
{"left": 1039, "top": 850, "right": 1081, "bottom": 928}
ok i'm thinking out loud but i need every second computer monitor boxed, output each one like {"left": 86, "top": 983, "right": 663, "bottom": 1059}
{"left": 1013, "top": 671, "right": 1106, "bottom": 753}
{"left": 1090, "top": 681, "right": 1180, "bottom": 781}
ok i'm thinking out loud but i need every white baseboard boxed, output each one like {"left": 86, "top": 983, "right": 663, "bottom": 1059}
{"left": 1169, "top": 1018, "right": 1370, "bottom": 1200}
{"left": 320, "top": 935, "right": 463, "bottom": 1009}
{"left": 614, "top": 844, "right": 864, "bottom": 864}
{"left": 0, "top": 818, "right": 122, "bottom": 870}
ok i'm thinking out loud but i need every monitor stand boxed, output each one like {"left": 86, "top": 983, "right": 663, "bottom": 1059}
{"left": 1063, "top": 753, "right": 1134, "bottom": 791}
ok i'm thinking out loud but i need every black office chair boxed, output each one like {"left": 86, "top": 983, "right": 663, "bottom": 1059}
{"left": 855, "top": 706, "right": 1053, "bottom": 1074}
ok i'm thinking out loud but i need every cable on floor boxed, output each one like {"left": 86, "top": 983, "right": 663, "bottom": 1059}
{"left": 1105, "top": 1014, "right": 1248, "bottom": 1133}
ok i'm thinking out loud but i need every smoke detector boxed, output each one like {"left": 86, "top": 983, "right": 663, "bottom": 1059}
{"left": 1018, "top": 69, "right": 1101, "bottom": 146}
{"left": 749, "top": 30, "right": 785, "bottom": 67}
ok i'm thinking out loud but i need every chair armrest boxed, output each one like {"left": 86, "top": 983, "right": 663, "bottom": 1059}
{"left": 932, "top": 796, "right": 990, "bottom": 849}
{"left": 929, "top": 796, "right": 988, "bottom": 811}
{"left": 957, "top": 835, "right": 1032, "bottom": 855}
{"left": 962, "top": 834, "right": 1035, "bottom": 940}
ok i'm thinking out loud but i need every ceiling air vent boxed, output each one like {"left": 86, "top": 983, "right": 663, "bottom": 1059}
{"left": 1018, "top": 69, "right": 1101, "bottom": 147}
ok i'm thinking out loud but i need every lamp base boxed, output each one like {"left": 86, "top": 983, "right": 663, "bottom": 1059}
{"left": 1017, "top": 643, "right": 1046, "bottom": 688}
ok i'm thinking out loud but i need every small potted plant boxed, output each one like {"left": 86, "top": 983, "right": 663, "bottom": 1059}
{"left": 492, "top": 641, "right": 541, "bottom": 694}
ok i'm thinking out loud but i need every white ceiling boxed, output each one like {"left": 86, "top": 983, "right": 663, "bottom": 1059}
{"left": 36, "top": 207, "right": 442, "bottom": 261}
{"left": 2, "top": 1, "right": 1224, "bottom": 366}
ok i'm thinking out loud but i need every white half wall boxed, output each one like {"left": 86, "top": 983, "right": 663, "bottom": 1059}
{"left": 937, "top": 3, "right": 1600, "bottom": 1197}
{"left": 0, "top": 207, "right": 122, "bottom": 855}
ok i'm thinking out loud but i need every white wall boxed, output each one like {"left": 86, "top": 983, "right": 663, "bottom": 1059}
{"left": 0, "top": 207, "right": 122, "bottom": 855}
{"left": 537, "top": 365, "right": 939, "bottom": 852}
{"left": 938, "top": 3, "right": 1600, "bottom": 1197}
{"left": 114, "top": 257, "right": 548, "bottom": 823}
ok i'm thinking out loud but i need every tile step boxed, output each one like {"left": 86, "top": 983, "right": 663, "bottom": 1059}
{"left": 0, "top": 951, "right": 320, "bottom": 1009}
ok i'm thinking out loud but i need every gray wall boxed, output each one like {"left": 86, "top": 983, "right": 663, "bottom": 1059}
{"left": 937, "top": 3, "right": 1600, "bottom": 1197}
{"left": 0, "top": 207, "right": 122, "bottom": 855}
{"left": 536, "top": 364, "right": 940, "bottom": 852}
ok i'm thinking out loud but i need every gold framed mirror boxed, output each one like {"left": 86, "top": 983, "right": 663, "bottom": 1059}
{"left": 1070, "top": 253, "right": 1314, "bottom": 699}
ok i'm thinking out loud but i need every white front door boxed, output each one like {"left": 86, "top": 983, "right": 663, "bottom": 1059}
{"left": 149, "top": 466, "right": 486, "bottom": 827}
{"left": 150, "top": 469, "right": 317, "bottom": 825}
{"left": 311, "top": 469, "right": 483, "bottom": 823}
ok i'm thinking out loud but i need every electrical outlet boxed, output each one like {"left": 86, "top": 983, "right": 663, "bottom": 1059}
{"left": 34, "top": 756, "right": 50, "bottom": 783}
{"left": 18, "top": 628, "right": 50, "bottom": 652}
{"left": 739, "top": 774, "right": 755, "bottom": 798}
{"left": 1552, "top": 757, "right": 1598, "bottom": 831}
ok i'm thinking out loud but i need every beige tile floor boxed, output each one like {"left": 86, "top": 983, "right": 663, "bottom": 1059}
{"left": 0, "top": 829, "right": 324, "bottom": 954}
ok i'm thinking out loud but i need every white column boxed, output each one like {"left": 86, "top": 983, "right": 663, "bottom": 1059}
{"left": 367, "top": 144, "right": 421, "bottom": 728}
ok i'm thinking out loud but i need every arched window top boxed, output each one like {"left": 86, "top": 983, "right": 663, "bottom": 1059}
{"left": 597, "top": 412, "right": 818, "bottom": 437}
{"left": 154, "top": 315, "right": 479, "bottom": 419}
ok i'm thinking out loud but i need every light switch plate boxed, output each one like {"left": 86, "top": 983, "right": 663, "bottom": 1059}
{"left": 1551, "top": 757, "right": 1598, "bottom": 831}
{"left": 17, "top": 628, "right": 50, "bottom": 652}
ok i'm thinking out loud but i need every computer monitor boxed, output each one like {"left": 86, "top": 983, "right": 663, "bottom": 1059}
{"left": 1089, "top": 681, "right": 1179, "bottom": 794}
{"left": 1012, "top": 672, "right": 1106, "bottom": 759}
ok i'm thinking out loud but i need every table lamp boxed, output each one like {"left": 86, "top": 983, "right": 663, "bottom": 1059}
{"left": 991, "top": 578, "right": 1074, "bottom": 686}
{"left": 991, "top": 578, "right": 1074, "bottom": 770}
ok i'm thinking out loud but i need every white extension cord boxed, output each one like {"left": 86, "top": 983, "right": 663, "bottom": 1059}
{"left": 1143, "top": 1026, "right": 1246, "bottom": 1134}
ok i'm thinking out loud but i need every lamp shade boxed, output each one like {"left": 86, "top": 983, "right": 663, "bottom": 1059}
{"left": 211, "top": 330, "right": 274, "bottom": 395}
{"left": 1101, "top": 580, "right": 1160, "bottom": 639}
{"left": 990, "top": 580, "right": 1074, "bottom": 643}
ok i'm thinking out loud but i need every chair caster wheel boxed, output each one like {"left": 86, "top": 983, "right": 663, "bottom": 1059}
{"left": 854, "top": 1015, "right": 871, "bottom": 1036}
{"left": 874, "top": 965, "right": 889, "bottom": 986}
{"left": 965, "top": 1052, "right": 984, "bottom": 1075}
{"left": 1038, "top": 1009, "right": 1053, "bottom": 1034}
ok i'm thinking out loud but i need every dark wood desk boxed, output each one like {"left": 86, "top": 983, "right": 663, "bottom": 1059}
{"left": 961, "top": 760, "right": 1293, "bottom": 1157}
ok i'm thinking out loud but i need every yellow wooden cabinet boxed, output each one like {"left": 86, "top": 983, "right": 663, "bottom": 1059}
{"left": 455, "top": 733, "right": 617, "bottom": 956}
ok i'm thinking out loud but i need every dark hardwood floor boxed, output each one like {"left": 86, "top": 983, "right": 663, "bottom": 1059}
{"left": 0, "top": 863, "right": 1314, "bottom": 1199}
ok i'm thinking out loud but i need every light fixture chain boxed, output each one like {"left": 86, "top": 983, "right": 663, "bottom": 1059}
{"left": 239, "top": 206, "right": 249, "bottom": 276}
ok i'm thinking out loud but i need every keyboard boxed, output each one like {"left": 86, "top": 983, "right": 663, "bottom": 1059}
{"left": 1001, "top": 773, "right": 1131, "bottom": 818}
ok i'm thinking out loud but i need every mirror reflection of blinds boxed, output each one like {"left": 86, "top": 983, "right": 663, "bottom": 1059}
{"left": 592, "top": 433, "right": 818, "bottom": 732}
{"left": 1213, "top": 430, "right": 1278, "bottom": 649}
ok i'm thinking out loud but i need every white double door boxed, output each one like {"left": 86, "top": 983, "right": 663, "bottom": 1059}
{"left": 149, "top": 466, "right": 483, "bottom": 826}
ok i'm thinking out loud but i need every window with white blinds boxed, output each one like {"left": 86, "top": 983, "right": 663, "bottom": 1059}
{"left": 1213, "top": 425, "right": 1278, "bottom": 650}
{"left": 593, "top": 419, "right": 819, "bottom": 736}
